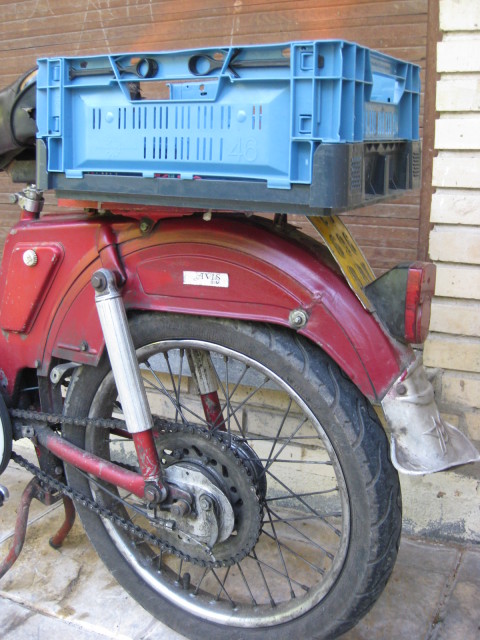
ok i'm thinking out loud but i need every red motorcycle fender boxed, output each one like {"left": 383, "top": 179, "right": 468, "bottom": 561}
{"left": 51, "top": 216, "right": 413, "bottom": 402}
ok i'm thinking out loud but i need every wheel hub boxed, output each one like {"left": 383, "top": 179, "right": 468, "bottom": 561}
{"left": 152, "top": 424, "right": 263, "bottom": 566}
{"left": 163, "top": 463, "right": 235, "bottom": 551}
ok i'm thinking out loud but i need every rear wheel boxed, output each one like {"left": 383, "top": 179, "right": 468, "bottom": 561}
{"left": 0, "top": 393, "right": 12, "bottom": 476}
{"left": 63, "top": 313, "right": 401, "bottom": 639}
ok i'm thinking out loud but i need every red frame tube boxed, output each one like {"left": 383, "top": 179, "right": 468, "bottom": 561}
{"left": 35, "top": 426, "right": 146, "bottom": 498}
{"left": 200, "top": 391, "right": 226, "bottom": 431}
{"left": 132, "top": 429, "right": 163, "bottom": 483}
{"left": 49, "top": 496, "right": 76, "bottom": 549}
{"left": 0, "top": 479, "right": 76, "bottom": 579}
{"left": 0, "top": 478, "right": 39, "bottom": 578}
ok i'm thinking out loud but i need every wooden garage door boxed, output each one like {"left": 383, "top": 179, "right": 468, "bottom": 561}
{"left": 0, "top": 0, "right": 429, "bottom": 273}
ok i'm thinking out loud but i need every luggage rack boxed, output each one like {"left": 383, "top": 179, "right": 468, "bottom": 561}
{"left": 35, "top": 40, "right": 422, "bottom": 215}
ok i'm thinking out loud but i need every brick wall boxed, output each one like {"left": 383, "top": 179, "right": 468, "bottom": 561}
{"left": 424, "top": 0, "right": 480, "bottom": 447}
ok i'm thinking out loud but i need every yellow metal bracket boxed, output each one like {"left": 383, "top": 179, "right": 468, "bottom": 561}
{"left": 309, "top": 215, "right": 375, "bottom": 310}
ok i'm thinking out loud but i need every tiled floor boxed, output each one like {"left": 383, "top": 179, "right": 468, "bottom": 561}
{"left": 1, "top": 453, "right": 479, "bottom": 639}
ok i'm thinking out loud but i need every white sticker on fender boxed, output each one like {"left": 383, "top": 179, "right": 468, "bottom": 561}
{"left": 183, "top": 271, "right": 229, "bottom": 288}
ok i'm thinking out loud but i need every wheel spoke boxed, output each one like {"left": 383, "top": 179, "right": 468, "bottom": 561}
{"left": 75, "top": 329, "right": 358, "bottom": 631}
{"left": 177, "top": 558, "right": 184, "bottom": 582}
{"left": 214, "top": 361, "right": 251, "bottom": 437}
{"left": 193, "top": 567, "right": 209, "bottom": 596}
{"left": 247, "top": 547, "right": 311, "bottom": 590}
{"left": 264, "top": 397, "right": 293, "bottom": 468}
{"left": 142, "top": 361, "right": 189, "bottom": 425}
{"left": 266, "top": 512, "right": 341, "bottom": 523}
{"left": 213, "top": 373, "right": 270, "bottom": 435}
{"left": 265, "top": 469, "right": 343, "bottom": 537}
{"left": 266, "top": 488, "right": 338, "bottom": 502}
{"left": 265, "top": 506, "right": 336, "bottom": 559}
{"left": 262, "top": 415, "right": 309, "bottom": 477}
{"left": 251, "top": 548, "right": 276, "bottom": 607}
{"left": 236, "top": 562, "right": 257, "bottom": 605}
{"left": 212, "top": 566, "right": 234, "bottom": 605}
{"left": 249, "top": 458, "right": 333, "bottom": 465}
{"left": 143, "top": 364, "right": 211, "bottom": 428}
{"left": 264, "top": 505, "right": 296, "bottom": 598}
{"left": 224, "top": 356, "right": 233, "bottom": 438}
{"left": 260, "top": 529, "right": 326, "bottom": 575}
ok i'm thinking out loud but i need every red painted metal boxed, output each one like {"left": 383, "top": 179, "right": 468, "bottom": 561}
{"left": 0, "top": 479, "right": 76, "bottom": 578}
{"left": 132, "top": 429, "right": 164, "bottom": 485}
{"left": 0, "top": 243, "right": 63, "bottom": 333}
{"left": 0, "top": 478, "right": 40, "bottom": 578}
{"left": 34, "top": 426, "right": 146, "bottom": 499}
{"left": 0, "top": 214, "right": 116, "bottom": 394}
{"left": 200, "top": 391, "right": 226, "bottom": 431}
{"left": 119, "top": 216, "right": 414, "bottom": 400}
{"left": 49, "top": 496, "right": 76, "bottom": 550}
{"left": 0, "top": 210, "right": 413, "bottom": 403}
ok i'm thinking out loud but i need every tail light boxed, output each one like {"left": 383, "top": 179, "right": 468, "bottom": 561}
{"left": 364, "top": 262, "right": 436, "bottom": 345}
{"left": 404, "top": 263, "right": 436, "bottom": 344}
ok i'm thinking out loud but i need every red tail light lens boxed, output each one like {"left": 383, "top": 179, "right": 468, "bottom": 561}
{"left": 404, "top": 262, "right": 436, "bottom": 344}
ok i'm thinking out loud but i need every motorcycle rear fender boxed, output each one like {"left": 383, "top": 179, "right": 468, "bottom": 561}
{"left": 52, "top": 215, "right": 413, "bottom": 402}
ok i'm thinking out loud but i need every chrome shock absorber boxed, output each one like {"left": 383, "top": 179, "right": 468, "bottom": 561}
{"left": 91, "top": 269, "right": 167, "bottom": 502}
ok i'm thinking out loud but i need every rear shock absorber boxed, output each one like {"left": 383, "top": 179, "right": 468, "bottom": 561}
{"left": 91, "top": 269, "right": 167, "bottom": 503}
{"left": 186, "top": 349, "right": 226, "bottom": 431}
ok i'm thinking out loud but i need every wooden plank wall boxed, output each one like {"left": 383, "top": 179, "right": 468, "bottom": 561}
{"left": 0, "top": 0, "right": 428, "bottom": 272}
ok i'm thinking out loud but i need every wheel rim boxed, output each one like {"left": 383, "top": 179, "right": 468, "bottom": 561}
{"left": 85, "top": 339, "right": 351, "bottom": 628}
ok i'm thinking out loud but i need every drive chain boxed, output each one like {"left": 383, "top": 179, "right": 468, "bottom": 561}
{"left": 8, "top": 408, "right": 250, "bottom": 568}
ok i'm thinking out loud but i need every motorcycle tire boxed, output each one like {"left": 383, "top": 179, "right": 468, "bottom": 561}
{"left": 63, "top": 313, "right": 401, "bottom": 640}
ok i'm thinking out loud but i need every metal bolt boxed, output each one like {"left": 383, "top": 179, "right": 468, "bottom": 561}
{"left": 91, "top": 271, "right": 107, "bottom": 292}
{"left": 171, "top": 499, "right": 191, "bottom": 518}
{"left": 144, "top": 486, "right": 157, "bottom": 503}
{"left": 396, "top": 383, "right": 408, "bottom": 396}
{"left": 144, "top": 483, "right": 165, "bottom": 505}
{"left": 288, "top": 308, "right": 308, "bottom": 329}
{"left": 199, "top": 495, "right": 213, "bottom": 511}
{"left": 139, "top": 218, "right": 152, "bottom": 233}
{"left": 23, "top": 249, "right": 38, "bottom": 267}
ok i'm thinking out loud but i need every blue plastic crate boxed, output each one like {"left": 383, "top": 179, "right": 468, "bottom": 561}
{"left": 36, "top": 40, "right": 420, "bottom": 191}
